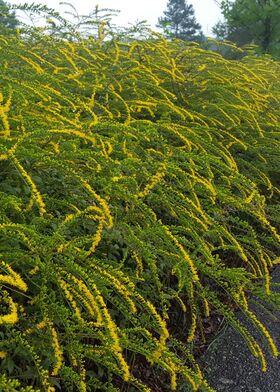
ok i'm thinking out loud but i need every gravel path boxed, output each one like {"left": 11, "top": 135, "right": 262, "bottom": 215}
{"left": 200, "top": 267, "right": 280, "bottom": 392}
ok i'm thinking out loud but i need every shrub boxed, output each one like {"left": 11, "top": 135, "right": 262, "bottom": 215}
{"left": 0, "top": 31, "right": 279, "bottom": 391}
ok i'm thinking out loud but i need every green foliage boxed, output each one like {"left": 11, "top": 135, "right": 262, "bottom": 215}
{"left": 157, "top": 0, "right": 203, "bottom": 42}
{"left": 213, "top": 0, "right": 280, "bottom": 57}
{"left": 7, "top": 2, "right": 121, "bottom": 40}
{"left": 0, "top": 24, "right": 279, "bottom": 392}
{"left": 0, "top": 0, "right": 18, "bottom": 33}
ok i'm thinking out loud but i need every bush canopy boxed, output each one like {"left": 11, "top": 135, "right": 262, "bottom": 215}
{"left": 0, "top": 30, "right": 279, "bottom": 391}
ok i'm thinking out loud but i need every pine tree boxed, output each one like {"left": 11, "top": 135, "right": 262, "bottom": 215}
{"left": 158, "top": 0, "right": 203, "bottom": 42}
{"left": 0, "top": 0, "right": 18, "bottom": 31}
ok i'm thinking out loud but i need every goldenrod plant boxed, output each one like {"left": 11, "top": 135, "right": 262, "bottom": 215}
{"left": 0, "top": 14, "right": 279, "bottom": 392}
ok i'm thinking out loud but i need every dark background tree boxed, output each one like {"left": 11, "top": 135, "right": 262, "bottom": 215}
{"left": 213, "top": 0, "right": 280, "bottom": 57}
{"left": 158, "top": 0, "right": 203, "bottom": 42}
{"left": 0, "top": 0, "right": 18, "bottom": 32}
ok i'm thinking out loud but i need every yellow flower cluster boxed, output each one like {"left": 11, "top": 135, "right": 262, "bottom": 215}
{"left": 0, "top": 92, "right": 11, "bottom": 136}
{"left": 81, "top": 180, "right": 113, "bottom": 228}
{"left": 49, "top": 141, "right": 60, "bottom": 154}
{"left": 79, "top": 361, "right": 87, "bottom": 392}
{"left": 0, "top": 293, "right": 18, "bottom": 325}
{"left": 163, "top": 225, "right": 199, "bottom": 283}
{"left": 29, "top": 266, "right": 40, "bottom": 276}
{"left": 0, "top": 261, "right": 27, "bottom": 325}
{"left": 185, "top": 282, "right": 197, "bottom": 343}
{"left": 86, "top": 215, "right": 106, "bottom": 256}
{"left": 58, "top": 278, "right": 83, "bottom": 322}
{"left": 132, "top": 251, "right": 144, "bottom": 277}
{"left": 8, "top": 154, "right": 46, "bottom": 216}
{"left": 135, "top": 292, "right": 169, "bottom": 363}
{"left": 138, "top": 163, "right": 167, "bottom": 198}
{"left": 49, "top": 129, "right": 96, "bottom": 144}
{"left": 50, "top": 325, "right": 63, "bottom": 376}
{"left": 19, "top": 55, "right": 44, "bottom": 74}
{"left": 0, "top": 261, "right": 28, "bottom": 292}
{"left": 90, "top": 281, "right": 130, "bottom": 381}
{"left": 245, "top": 310, "right": 278, "bottom": 358}
{"left": 90, "top": 264, "right": 137, "bottom": 314}
{"left": 66, "top": 274, "right": 103, "bottom": 326}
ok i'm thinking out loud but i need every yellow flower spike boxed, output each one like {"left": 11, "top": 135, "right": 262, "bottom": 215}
{"left": 176, "top": 295, "right": 187, "bottom": 313}
{"left": 22, "top": 196, "right": 35, "bottom": 213}
{"left": 188, "top": 171, "right": 217, "bottom": 198}
{"left": 57, "top": 244, "right": 65, "bottom": 253}
{"left": 164, "top": 358, "right": 178, "bottom": 391}
{"left": 110, "top": 87, "right": 131, "bottom": 125}
{"left": 132, "top": 251, "right": 144, "bottom": 277}
{"left": 203, "top": 298, "right": 210, "bottom": 318}
{"left": 36, "top": 320, "right": 47, "bottom": 330}
{"left": 57, "top": 206, "right": 102, "bottom": 235}
{"left": 138, "top": 163, "right": 167, "bottom": 198}
{"left": 19, "top": 55, "right": 44, "bottom": 74}
{"left": 49, "top": 129, "right": 96, "bottom": 144}
{"left": 0, "top": 352, "right": 7, "bottom": 359}
{"left": 198, "top": 64, "right": 206, "bottom": 71}
{"left": 80, "top": 100, "right": 99, "bottom": 127}
{"left": 59, "top": 47, "right": 80, "bottom": 74}
{"left": 86, "top": 215, "right": 106, "bottom": 256}
{"left": 163, "top": 225, "right": 199, "bottom": 282}
{"left": 238, "top": 288, "right": 249, "bottom": 310}
{"left": 246, "top": 310, "right": 278, "bottom": 358}
{"left": 90, "top": 283, "right": 130, "bottom": 380}
{"left": 0, "top": 106, "right": 10, "bottom": 136}
{"left": 97, "top": 136, "right": 110, "bottom": 159}
{"left": 50, "top": 325, "right": 63, "bottom": 376}
{"left": 0, "top": 153, "right": 7, "bottom": 161}
{"left": 67, "top": 274, "right": 103, "bottom": 325}
{"left": 115, "top": 351, "right": 130, "bottom": 382}
{"left": 8, "top": 154, "right": 46, "bottom": 216}
{"left": 255, "top": 213, "right": 280, "bottom": 243}
{"left": 49, "top": 141, "right": 60, "bottom": 154}
{"left": 252, "top": 341, "right": 267, "bottom": 372}
{"left": 79, "top": 361, "right": 87, "bottom": 392}
{"left": 218, "top": 225, "right": 248, "bottom": 262}
{"left": 170, "top": 371, "right": 177, "bottom": 391}
{"left": 70, "top": 354, "right": 78, "bottom": 367}
{"left": 245, "top": 190, "right": 257, "bottom": 204}
{"left": 135, "top": 295, "right": 169, "bottom": 362}
{"left": 273, "top": 257, "right": 280, "bottom": 266}
{"left": 90, "top": 264, "right": 137, "bottom": 314}
{"left": 179, "top": 368, "right": 198, "bottom": 391}
{"left": 122, "top": 140, "right": 133, "bottom": 158}
{"left": 0, "top": 294, "right": 18, "bottom": 325}
{"left": 187, "top": 305, "right": 197, "bottom": 343}
{"left": 0, "top": 261, "right": 27, "bottom": 292}
{"left": 161, "top": 124, "right": 192, "bottom": 151}
{"left": 173, "top": 190, "right": 210, "bottom": 226}
{"left": 81, "top": 180, "right": 113, "bottom": 228}
{"left": 58, "top": 279, "right": 83, "bottom": 322}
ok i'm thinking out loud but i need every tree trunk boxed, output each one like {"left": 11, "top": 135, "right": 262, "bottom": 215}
{"left": 262, "top": 16, "right": 272, "bottom": 53}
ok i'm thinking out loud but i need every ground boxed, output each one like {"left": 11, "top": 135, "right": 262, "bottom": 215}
{"left": 200, "top": 266, "right": 280, "bottom": 392}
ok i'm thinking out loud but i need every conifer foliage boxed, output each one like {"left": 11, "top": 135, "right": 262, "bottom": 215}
{"left": 158, "top": 0, "right": 203, "bottom": 41}
{"left": 0, "top": 0, "right": 18, "bottom": 31}
{"left": 0, "top": 22, "right": 279, "bottom": 392}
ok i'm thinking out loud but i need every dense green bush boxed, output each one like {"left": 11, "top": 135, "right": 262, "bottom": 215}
{"left": 0, "top": 30, "right": 279, "bottom": 391}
